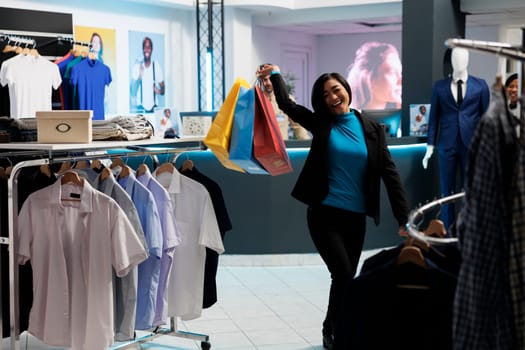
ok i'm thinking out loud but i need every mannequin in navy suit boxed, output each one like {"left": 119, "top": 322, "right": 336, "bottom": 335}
{"left": 422, "top": 48, "right": 490, "bottom": 229}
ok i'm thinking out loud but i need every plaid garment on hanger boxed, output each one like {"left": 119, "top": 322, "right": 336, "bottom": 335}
{"left": 453, "top": 88, "right": 518, "bottom": 350}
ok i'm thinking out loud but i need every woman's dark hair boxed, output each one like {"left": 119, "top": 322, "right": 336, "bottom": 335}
{"left": 311, "top": 72, "right": 352, "bottom": 115}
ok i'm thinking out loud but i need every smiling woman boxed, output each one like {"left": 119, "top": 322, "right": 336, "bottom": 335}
{"left": 258, "top": 63, "right": 410, "bottom": 349}
{"left": 346, "top": 41, "right": 402, "bottom": 110}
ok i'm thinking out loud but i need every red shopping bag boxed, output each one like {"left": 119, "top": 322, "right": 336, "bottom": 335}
{"left": 252, "top": 85, "right": 293, "bottom": 176}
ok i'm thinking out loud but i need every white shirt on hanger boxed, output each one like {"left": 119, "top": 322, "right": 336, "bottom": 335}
{"left": 17, "top": 179, "right": 148, "bottom": 350}
{"left": 0, "top": 54, "right": 61, "bottom": 118}
{"left": 154, "top": 166, "right": 224, "bottom": 321}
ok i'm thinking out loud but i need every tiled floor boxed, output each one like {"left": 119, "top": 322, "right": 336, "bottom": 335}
{"left": 2, "top": 250, "right": 382, "bottom": 350}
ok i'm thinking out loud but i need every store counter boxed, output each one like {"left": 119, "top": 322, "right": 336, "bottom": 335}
{"left": 172, "top": 137, "right": 440, "bottom": 254}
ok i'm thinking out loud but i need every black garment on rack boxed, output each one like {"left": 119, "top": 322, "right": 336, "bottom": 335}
{"left": 179, "top": 165, "right": 232, "bottom": 308}
{"left": 360, "top": 242, "right": 461, "bottom": 277}
{"left": 1, "top": 164, "right": 57, "bottom": 338}
{"left": 0, "top": 51, "right": 16, "bottom": 117}
{"left": 334, "top": 257, "right": 457, "bottom": 350}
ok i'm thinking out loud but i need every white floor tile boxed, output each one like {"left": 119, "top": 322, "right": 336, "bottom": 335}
{"left": 242, "top": 328, "right": 305, "bottom": 347}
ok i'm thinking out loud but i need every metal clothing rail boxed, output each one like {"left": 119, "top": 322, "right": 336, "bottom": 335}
{"left": 0, "top": 30, "right": 74, "bottom": 40}
{"left": 0, "top": 140, "right": 211, "bottom": 350}
{"left": 406, "top": 192, "right": 464, "bottom": 245}
{"left": 445, "top": 38, "right": 525, "bottom": 61}
{"left": 0, "top": 34, "right": 35, "bottom": 48}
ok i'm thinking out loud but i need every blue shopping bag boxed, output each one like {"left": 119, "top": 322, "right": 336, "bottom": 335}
{"left": 229, "top": 86, "right": 269, "bottom": 175}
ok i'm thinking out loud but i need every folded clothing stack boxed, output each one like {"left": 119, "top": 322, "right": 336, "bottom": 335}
{"left": 0, "top": 114, "right": 154, "bottom": 142}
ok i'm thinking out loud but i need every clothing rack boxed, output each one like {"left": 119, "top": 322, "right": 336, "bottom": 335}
{"left": 0, "top": 138, "right": 212, "bottom": 350}
{"left": 445, "top": 38, "right": 525, "bottom": 61}
{"left": 35, "top": 36, "right": 89, "bottom": 51}
{"left": 0, "top": 34, "right": 35, "bottom": 48}
{"left": 406, "top": 192, "right": 464, "bottom": 245}
{"left": 0, "top": 30, "right": 75, "bottom": 59}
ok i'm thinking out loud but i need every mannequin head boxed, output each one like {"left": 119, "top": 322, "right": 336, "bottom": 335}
{"left": 451, "top": 48, "right": 469, "bottom": 74}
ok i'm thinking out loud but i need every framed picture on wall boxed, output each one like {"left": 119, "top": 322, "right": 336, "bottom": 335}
{"left": 409, "top": 104, "right": 430, "bottom": 136}
{"left": 145, "top": 107, "right": 182, "bottom": 138}
{"left": 180, "top": 111, "right": 216, "bottom": 137}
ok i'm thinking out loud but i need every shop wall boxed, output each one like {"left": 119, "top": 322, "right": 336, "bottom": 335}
{"left": 224, "top": 8, "right": 254, "bottom": 95}
{"left": 0, "top": 0, "right": 196, "bottom": 115}
{"left": 251, "top": 26, "right": 317, "bottom": 108}
{"left": 465, "top": 25, "right": 500, "bottom": 85}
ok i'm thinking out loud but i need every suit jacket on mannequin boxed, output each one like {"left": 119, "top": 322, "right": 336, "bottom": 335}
{"left": 425, "top": 48, "right": 490, "bottom": 228}
{"left": 427, "top": 74, "right": 490, "bottom": 150}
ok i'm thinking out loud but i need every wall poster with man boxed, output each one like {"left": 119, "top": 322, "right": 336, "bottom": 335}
{"left": 128, "top": 31, "right": 166, "bottom": 114}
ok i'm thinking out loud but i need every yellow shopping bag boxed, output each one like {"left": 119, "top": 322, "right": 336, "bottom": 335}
{"left": 204, "top": 78, "right": 250, "bottom": 173}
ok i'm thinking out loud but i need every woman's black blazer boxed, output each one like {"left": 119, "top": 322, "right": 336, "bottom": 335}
{"left": 270, "top": 74, "right": 409, "bottom": 227}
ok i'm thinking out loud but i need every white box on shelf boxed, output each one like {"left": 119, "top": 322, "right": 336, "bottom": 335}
{"left": 35, "top": 110, "right": 93, "bottom": 143}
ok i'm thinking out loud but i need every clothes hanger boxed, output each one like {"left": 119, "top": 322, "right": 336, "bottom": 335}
{"left": 396, "top": 246, "right": 428, "bottom": 269}
{"left": 424, "top": 219, "right": 446, "bottom": 237}
{"left": 58, "top": 161, "right": 73, "bottom": 174}
{"left": 422, "top": 202, "right": 447, "bottom": 237}
{"left": 395, "top": 245, "right": 430, "bottom": 290}
{"left": 30, "top": 42, "right": 39, "bottom": 57}
{"left": 3, "top": 157, "right": 13, "bottom": 177}
{"left": 60, "top": 170, "right": 83, "bottom": 186}
{"left": 155, "top": 162, "right": 175, "bottom": 176}
{"left": 99, "top": 167, "right": 112, "bottom": 182}
{"left": 40, "top": 164, "right": 52, "bottom": 178}
{"left": 110, "top": 157, "right": 131, "bottom": 179}
{"left": 136, "top": 163, "right": 149, "bottom": 177}
{"left": 91, "top": 159, "right": 103, "bottom": 170}
{"left": 60, "top": 171, "right": 83, "bottom": 202}
{"left": 2, "top": 38, "right": 14, "bottom": 53}
{"left": 87, "top": 50, "right": 97, "bottom": 60}
{"left": 118, "top": 165, "right": 131, "bottom": 179}
{"left": 74, "top": 160, "right": 90, "bottom": 169}
{"left": 21, "top": 42, "right": 31, "bottom": 56}
{"left": 181, "top": 159, "right": 194, "bottom": 172}
{"left": 110, "top": 157, "right": 125, "bottom": 169}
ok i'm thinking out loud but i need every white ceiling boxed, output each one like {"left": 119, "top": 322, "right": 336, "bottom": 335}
{"left": 126, "top": 0, "right": 525, "bottom": 36}
{"left": 247, "top": 0, "right": 525, "bottom": 36}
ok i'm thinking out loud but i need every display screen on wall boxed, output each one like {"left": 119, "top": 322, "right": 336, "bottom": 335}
{"left": 346, "top": 41, "right": 402, "bottom": 111}
{"left": 129, "top": 31, "right": 166, "bottom": 114}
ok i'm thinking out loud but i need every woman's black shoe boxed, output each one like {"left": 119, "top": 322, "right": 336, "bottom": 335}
{"left": 323, "top": 334, "right": 334, "bottom": 350}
